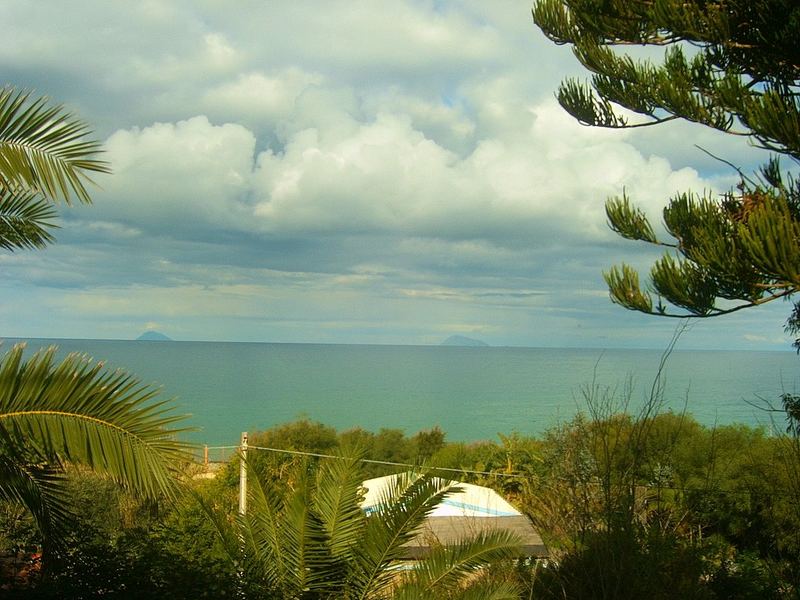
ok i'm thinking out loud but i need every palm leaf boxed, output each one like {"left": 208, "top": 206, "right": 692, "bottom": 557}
{"left": 396, "top": 529, "right": 522, "bottom": 598}
{"left": 349, "top": 473, "right": 453, "bottom": 599}
{"left": 0, "top": 344, "right": 193, "bottom": 543}
{"left": 0, "top": 454, "right": 72, "bottom": 548}
{"left": 0, "top": 187, "right": 57, "bottom": 250}
{"left": 0, "top": 87, "right": 109, "bottom": 205}
{"left": 195, "top": 489, "right": 245, "bottom": 562}
{"left": 195, "top": 489, "right": 273, "bottom": 598}
{"left": 445, "top": 581, "right": 523, "bottom": 600}
{"left": 234, "top": 460, "right": 351, "bottom": 596}
{"left": 205, "top": 461, "right": 527, "bottom": 599}
{"left": 313, "top": 452, "right": 366, "bottom": 560}
{"left": 242, "top": 461, "right": 291, "bottom": 591}
{"left": 280, "top": 466, "right": 338, "bottom": 596}
{"left": 394, "top": 580, "right": 522, "bottom": 600}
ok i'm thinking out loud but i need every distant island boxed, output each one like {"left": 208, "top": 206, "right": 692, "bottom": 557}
{"left": 440, "top": 335, "right": 489, "bottom": 347}
{"left": 136, "top": 331, "right": 173, "bottom": 341}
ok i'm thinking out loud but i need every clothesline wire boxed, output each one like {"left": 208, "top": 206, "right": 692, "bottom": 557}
{"left": 201, "top": 443, "right": 777, "bottom": 497}
{"left": 203, "top": 443, "right": 527, "bottom": 479}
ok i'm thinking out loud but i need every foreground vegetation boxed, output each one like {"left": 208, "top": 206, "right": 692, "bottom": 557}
{"left": 2, "top": 398, "right": 799, "bottom": 598}
{"left": 0, "top": 88, "right": 194, "bottom": 583}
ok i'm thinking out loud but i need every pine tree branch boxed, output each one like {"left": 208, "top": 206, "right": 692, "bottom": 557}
{"left": 644, "top": 288, "right": 794, "bottom": 319}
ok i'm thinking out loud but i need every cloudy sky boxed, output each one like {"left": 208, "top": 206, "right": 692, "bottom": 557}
{"left": 0, "top": 0, "right": 790, "bottom": 349}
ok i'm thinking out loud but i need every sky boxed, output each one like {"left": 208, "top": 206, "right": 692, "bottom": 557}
{"left": 0, "top": 0, "right": 792, "bottom": 350}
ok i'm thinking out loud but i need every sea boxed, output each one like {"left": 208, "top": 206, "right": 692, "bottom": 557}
{"left": 5, "top": 338, "right": 799, "bottom": 447}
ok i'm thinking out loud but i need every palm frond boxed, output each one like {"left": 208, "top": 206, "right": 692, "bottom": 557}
{"left": 205, "top": 461, "right": 525, "bottom": 599}
{"left": 0, "top": 186, "right": 57, "bottom": 250}
{"left": 313, "top": 452, "right": 366, "bottom": 559}
{"left": 397, "top": 529, "right": 522, "bottom": 597}
{"left": 242, "top": 461, "right": 291, "bottom": 590}
{"left": 446, "top": 581, "right": 523, "bottom": 600}
{"left": 350, "top": 473, "right": 453, "bottom": 599}
{"left": 0, "top": 87, "right": 109, "bottom": 205}
{"left": 0, "top": 344, "right": 193, "bottom": 504}
{"left": 0, "top": 454, "right": 72, "bottom": 547}
{"left": 394, "top": 580, "right": 522, "bottom": 600}
{"left": 235, "top": 460, "right": 350, "bottom": 595}
{"left": 195, "top": 489, "right": 244, "bottom": 564}
{"left": 195, "top": 489, "right": 269, "bottom": 598}
{"left": 280, "top": 466, "right": 338, "bottom": 595}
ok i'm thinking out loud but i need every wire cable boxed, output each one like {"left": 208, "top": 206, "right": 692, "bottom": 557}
{"left": 204, "top": 443, "right": 528, "bottom": 478}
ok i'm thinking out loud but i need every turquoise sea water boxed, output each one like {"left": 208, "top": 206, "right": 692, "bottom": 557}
{"left": 5, "top": 338, "right": 799, "bottom": 446}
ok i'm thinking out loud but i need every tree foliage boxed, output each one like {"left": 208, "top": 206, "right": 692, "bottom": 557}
{"left": 0, "top": 86, "right": 191, "bottom": 557}
{"left": 1, "top": 471, "right": 242, "bottom": 598}
{"left": 6, "top": 413, "right": 800, "bottom": 596}
{"left": 532, "top": 0, "right": 800, "bottom": 348}
{"left": 0, "top": 87, "right": 109, "bottom": 250}
{"left": 205, "top": 456, "right": 522, "bottom": 599}
{"left": 0, "top": 345, "right": 192, "bottom": 551}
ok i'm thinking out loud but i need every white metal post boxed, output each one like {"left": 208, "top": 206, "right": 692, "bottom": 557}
{"left": 239, "top": 431, "right": 248, "bottom": 516}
